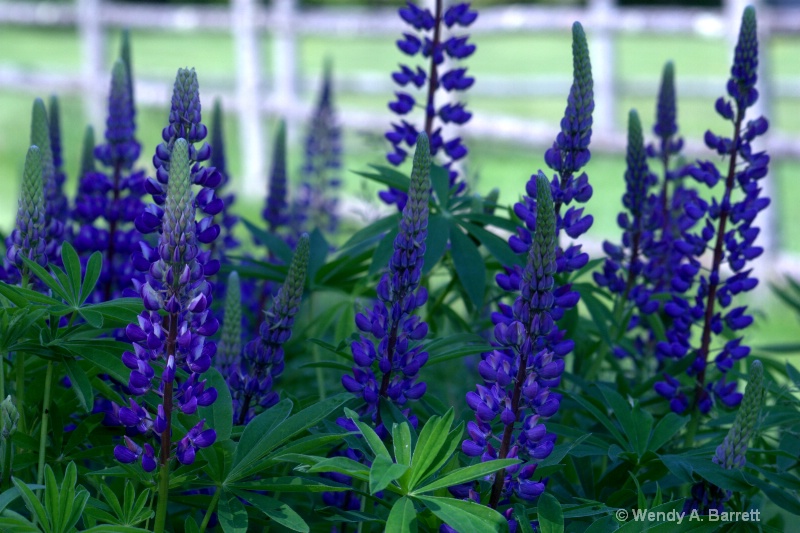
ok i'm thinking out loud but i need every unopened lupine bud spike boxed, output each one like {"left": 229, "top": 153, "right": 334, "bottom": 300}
{"left": 7, "top": 146, "right": 47, "bottom": 273}
{"left": 218, "top": 270, "right": 242, "bottom": 374}
{"left": 1, "top": 396, "right": 19, "bottom": 440}
{"left": 30, "top": 99, "right": 54, "bottom": 194}
{"left": 713, "top": 359, "right": 764, "bottom": 469}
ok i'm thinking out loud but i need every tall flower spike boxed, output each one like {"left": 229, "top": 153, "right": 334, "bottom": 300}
{"left": 115, "top": 138, "right": 219, "bottom": 472}
{"left": 74, "top": 59, "right": 147, "bottom": 302}
{"left": 381, "top": 0, "right": 476, "bottom": 210}
{"left": 230, "top": 235, "right": 309, "bottom": 425}
{"left": 209, "top": 99, "right": 239, "bottom": 253}
{"left": 217, "top": 270, "right": 242, "bottom": 376}
{"left": 30, "top": 99, "right": 64, "bottom": 265}
{"left": 655, "top": 6, "right": 768, "bottom": 414}
{"left": 78, "top": 126, "right": 96, "bottom": 180}
{"left": 263, "top": 120, "right": 290, "bottom": 234}
{"left": 47, "top": 95, "right": 69, "bottom": 224}
{"left": 713, "top": 359, "right": 763, "bottom": 469}
{"left": 684, "top": 359, "right": 764, "bottom": 515}
{"left": 594, "top": 110, "right": 659, "bottom": 335}
{"left": 6, "top": 146, "right": 47, "bottom": 282}
{"left": 463, "top": 172, "right": 564, "bottom": 513}
{"left": 342, "top": 133, "right": 431, "bottom": 435}
{"left": 294, "top": 60, "right": 342, "bottom": 235}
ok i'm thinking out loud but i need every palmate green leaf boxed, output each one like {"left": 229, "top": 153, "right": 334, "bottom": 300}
{"left": 345, "top": 407, "right": 391, "bottom": 459}
{"left": 514, "top": 504, "right": 536, "bottom": 533}
{"left": 218, "top": 492, "right": 249, "bottom": 533}
{"left": 231, "top": 399, "right": 293, "bottom": 473}
{"left": 61, "top": 350, "right": 100, "bottom": 413}
{"left": 231, "top": 490, "right": 309, "bottom": 533}
{"left": 60, "top": 242, "right": 83, "bottom": 302}
{"left": 412, "top": 459, "right": 520, "bottom": 495}
{"left": 537, "top": 492, "right": 565, "bottom": 533}
{"left": 386, "top": 497, "right": 418, "bottom": 533}
{"left": 416, "top": 496, "right": 506, "bottom": 533}
{"left": 230, "top": 476, "right": 350, "bottom": 493}
{"left": 0, "top": 281, "right": 62, "bottom": 308}
{"left": 408, "top": 408, "right": 456, "bottom": 489}
{"left": 597, "top": 385, "right": 652, "bottom": 457}
{"left": 11, "top": 478, "right": 49, "bottom": 530}
{"left": 369, "top": 454, "right": 409, "bottom": 495}
{"left": 305, "top": 456, "right": 371, "bottom": 481}
{"left": 449, "top": 224, "right": 485, "bottom": 309}
{"left": 392, "top": 422, "right": 413, "bottom": 471}
{"left": 647, "top": 412, "right": 689, "bottom": 452}
{"left": 20, "top": 255, "right": 71, "bottom": 304}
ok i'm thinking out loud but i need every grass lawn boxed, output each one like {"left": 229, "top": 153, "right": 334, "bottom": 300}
{"left": 0, "top": 22, "right": 798, "bottom": 354}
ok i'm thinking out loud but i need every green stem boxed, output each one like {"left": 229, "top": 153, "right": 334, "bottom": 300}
{"left": 35, "top": 361, "right": 54, "bottom": 499}
{"left": 154, "top": 463, "right": 171, "bottom": 533}
{"left": 684, "top": 409, "right": 700, "bottom": 448}
{"left": 309, "top": 294, "right": 326, "bottom": 400}
{"left": 199, "top": 488, "right": 221, "bottom": 533}
{"left": 1, "top": 436, "right": 12, "bottom": 491}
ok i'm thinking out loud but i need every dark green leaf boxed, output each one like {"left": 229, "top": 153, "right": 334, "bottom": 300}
{"left": 80, "top": 252, "right": 103, "bottom": 305}
{"left": 199, "top": 368, "right": 233, "bottom": 442}
{"left": 449, "top": 225, "right": 485, "bottom": 309}
{"left": 62, "top": 356, "right": 94, "bottom": 412}
{"left": 430, "top": 164, "right": 450, "bottom": 208}
{"left": 218, "top": 492, "right": 249, "bottom": 533}
{"left": 369, "top": 227, "right": 398, "bottom": 276}
{"left": 354, "top": 165, "right": 410, "bottom": 193}
{"left": 537, "top": 492, "right": 564, "bottom": 533}
{"left": 459, "top": 220, "right": 522, "bottom": 267}
{"left": 413, "top": 459, "right": 519, "bottom": 494}
{"left": 340, "top": 214, "right": 401, "bottom": 252}
{"left": 386, "top": 497, "right": 418, "bottom": 533}
{"left": 369, "top": 454, "right": 409, "bottom": 495}
{"left": 231, "top": 490, "right": 309, "bottom": 532}
{"left": 242, "top": 218, "right": 294, "bottom": 264}
{"left": 422, "top": 214, "right": 451, "bottom": 274}
{"left": 416, "top": 496, "right": 506, "bottom": 533}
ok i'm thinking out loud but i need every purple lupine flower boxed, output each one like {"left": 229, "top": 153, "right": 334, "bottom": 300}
{"left": 5, "top": 146, "right": 47, "bottom": 285}
{"left": 114, "top": 139, "right": 218, "bottom": 470}
{"left": 139, "top": 68, "right": 222, "bottom": 239}
{"left": 342, "top": 133, "right": 431, "bottom": 435}
{"left": 209, "top": 99, "right": 240, "bottom": 255}
{"left": 593, "top": 109, "right": 660, "bottom": 359}
{"left": 263, "top": 120, "right": 290, "bottom": 234}
{"left": 381, "top": 0, "right": 476, "bottom": 210}
{"left": 294, "top": 61, "right": 342, "bottom": 236}
{"left": 655, "top": 6, "right": 768, "bottom": 414}
{"left": 463, "top": 172, "right": 564, "bottom": 512}
{"left": 229, "top": 234, "right": 309, "bottom": 425}
{"left": 502, "top": 22, "right": 593, "bottom": 293}
{"left": 73, "top": 59, "right": 147, "bottom": 302}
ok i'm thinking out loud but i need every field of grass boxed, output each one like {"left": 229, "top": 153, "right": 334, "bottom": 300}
{"left": 0, "top": 22, "right": 798, "bottom": 353}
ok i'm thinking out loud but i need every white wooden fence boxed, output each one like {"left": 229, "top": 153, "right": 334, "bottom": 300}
{"left": 1, "top": 0, "right": 799, "bottom": 278}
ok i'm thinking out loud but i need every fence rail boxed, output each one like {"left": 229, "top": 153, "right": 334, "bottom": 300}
{"left": 1, "top": 0, "right": 799, "bottom": 279}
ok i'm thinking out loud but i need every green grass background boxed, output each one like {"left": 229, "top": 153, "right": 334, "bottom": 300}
{"left": 0, "top": 23, "right": 798, "bottom": 353}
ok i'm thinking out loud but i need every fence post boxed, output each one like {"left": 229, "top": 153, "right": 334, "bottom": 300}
{"left": 233, "top": 0, "right": 266, "bottom": 196}
{"left": 77, "top": 0, "right": 104, "bottom": 126}
{"left": 588, "top": 0, "right": 616, "bottom": 135}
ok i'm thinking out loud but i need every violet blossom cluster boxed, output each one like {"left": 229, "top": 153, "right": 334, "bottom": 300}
{"left": 209, "top": 99, "right": 240, "bottom": 256}
{"left": 381, "top": 0, "right": 476, "bottom": 210}
{"left": 114, "top": 139, "right": 218, "bottom": 471}
{"left": 5, "top": 146, "right": 47, "bottom": 284}
{"left": 462, "top": 173, "right": 565, "bottom": 512}
{"left": 655, "top": 6, "right": 768, "bottom": 414}
{"left": 263, "top": 120, "right": 291, "bottom": 236}
{"left": 73, "top": 59, "right": 147, "bottom": 302}
{"left": 342, "top": 133, "right": 431, "bottom": 435}
{"left": 229, "top": 234, "right": 309, "bottom": 425}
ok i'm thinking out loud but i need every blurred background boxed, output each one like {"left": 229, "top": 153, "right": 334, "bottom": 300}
{"left": 0, "top": 0, "right": 799, "bottom": 347}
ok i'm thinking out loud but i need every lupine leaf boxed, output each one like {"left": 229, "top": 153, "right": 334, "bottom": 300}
{"left": 242, "top": 218, "right": 294, "bottom": 264}
{"left": 449, "top": 225, "right": 485, "bottom": 309}
{"left": 369, "top": 454, "right": 409, "bottom": 495}
{"left": 422, "top": 214, "right": 450, "bottom": 274}
{"left": 340, "top": 213, "right": 401, "bottom": 251}
{"left": 369, "top": 227, "right": 398, "bottom": 276}
{"left": 415, "top": 496, "right": 506, "bottom": 532}
{"left": 217, "top": 492, "right": 249, "bottom": 533}
{"left": 231, "top": 490, "right": 309, "bottom": 532}
{"left": 80, "top": 252, "right": 103, "bottom": 305}
{"left": 386, "top": 497, "right": 418, "bottom": 533}
{"left": 430, "top": 164, "right": 451, "bottom": 208}
{"left": 61, "top": 356, "right": 93, "bottom": 412}
{"left": 355, "top": 165, "right": 410, "bottom": 193}
{"left": 459, "top": 220, "right": 523, "bottom": 267}
{"left": 537, "top": 492, "right": 564, "bottom": 533}
{"left": 412, "top": 459, "right": 519, "bottom": 495}
{"left": 231, "top": 399, "right": 293, "bottom": 473}
{"left": 199, "top": 368, "right": 232, "bottom": 442}
{"left": 345, "top": 407, "right": 391, "bottom": 459}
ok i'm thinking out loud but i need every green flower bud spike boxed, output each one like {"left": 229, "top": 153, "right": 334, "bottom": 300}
{"left": 1, "top": 396, "right": 19, "bottom": 441}
{"left": 713, "top": 360, "right": 764, "bottom": 470}
{"left": 218, "top": 271, "right": 242, "bottom": 374}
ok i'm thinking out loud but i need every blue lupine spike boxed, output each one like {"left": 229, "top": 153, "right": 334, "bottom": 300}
{"left": 655, "top": 6, "right": 768, "bottom": 414}
{"left": 95, "top": 60, "right": 140, "bottom": 169}
{"left": 230, "top": 234, "right": 309, "bottom": 424}
{"left": 381, "top": 0, "right": 476, "bottom": 210}
{"left": 114, "top": 138, "right": 219, "bottom": 471}
{"left": 120, "top": 29, "right": 134, "bottom": 103}
{"left": 342, "top": 133, "right": 431, "bottom": 435}
{"left": 78, "top": 125, "right": 96, "bottom": 180}
{"left": 654, "top": 62, "right": 677, "bottom": 143}
{"left": 264, "top": 119, "right": 290, "bottom": 233}
{"left": 209, "top": 98, "right": 240, "bottom": 254}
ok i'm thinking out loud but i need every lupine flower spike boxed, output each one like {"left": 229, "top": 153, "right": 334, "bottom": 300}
{"left": 295, "top": 61, "right": 342, "bottom": 235}
{"left": 655, "top": 7, "right": 768, "bottom": 414}
{"left": 264, "top": 120, "right": 290, "bottom": 235}
{"left": 114, "top": 139, "right": 218, "bottom": 474}
{"left": 30, "top": 99, "right": 64, "bottom": 266}
{"left": 463, "top": 172, "right": 564, "bottom": 514}
{"left": 216, "top": 270, "right": 242, "bottom": 377}
{"left": 343, "top": 132, "right": 431, "bottom": 434}
{"left": 684, "top": 359, "right": 764, "bottom": 514}
{"left": 229, "top": 234, "right": 309, "bottom": 425}
{"left": 6, "top": 146, "right": 46, "bottom": 286}
{"left": 210, "top": 99, "right": 240, "bottom": 254}
{"left": 47, "top": 95, "right": 70, "bottom": 225}
{"left": 74, "top": 59, "right": 147, "bottom": 302}
{"left": 593, "top": 109, "right": 660, "bottom": 359}
{"left": 382, "top": 0, "right": 476, "bottom": 209}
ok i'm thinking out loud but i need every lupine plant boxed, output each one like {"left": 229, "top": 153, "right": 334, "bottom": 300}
{"left": 0, "top": 5, "right": 798, "bottom": 533}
